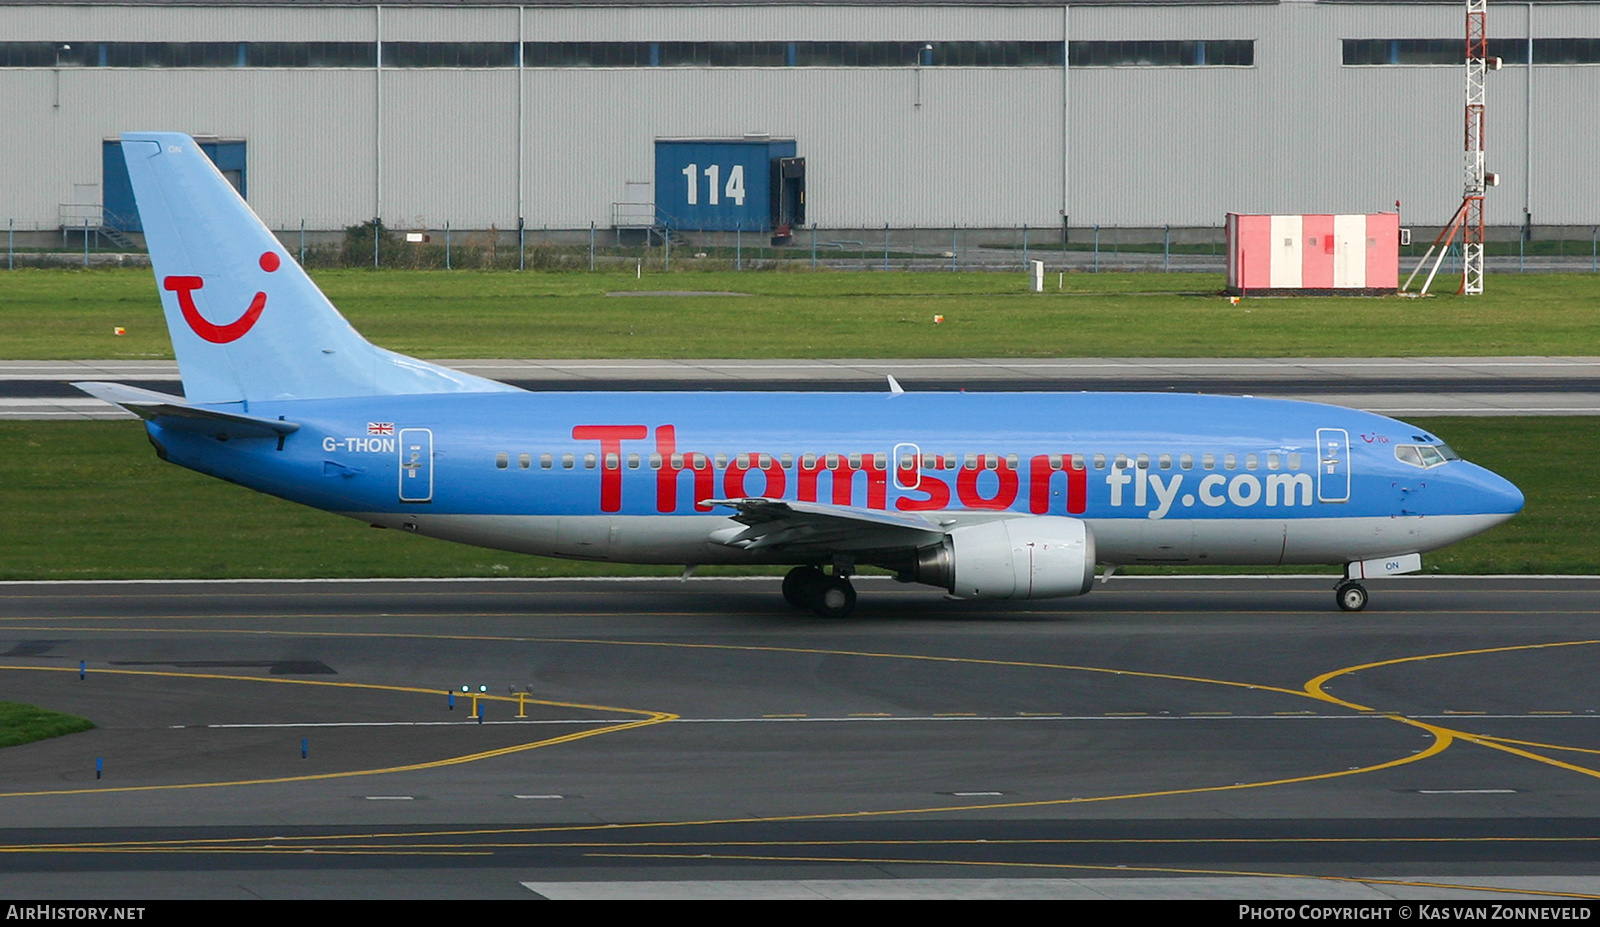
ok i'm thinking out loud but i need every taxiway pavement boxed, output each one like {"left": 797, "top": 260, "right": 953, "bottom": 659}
{"left": 2, "top": 576, "right": 1599, "bottom": 899}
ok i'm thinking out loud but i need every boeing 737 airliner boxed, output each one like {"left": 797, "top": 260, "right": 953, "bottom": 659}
{"left": 78, "top": 133, "right": 1524, "bottom": 617}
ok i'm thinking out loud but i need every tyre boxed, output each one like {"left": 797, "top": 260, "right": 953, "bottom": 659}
{"left": 782, "top": 566, "right": 825, "bottom": 608}
{"left": 811, "top": 577, "right": 857, "bottom": 619}
{"left": 1336, "top": 581, "right": 1369, "bottom": 612}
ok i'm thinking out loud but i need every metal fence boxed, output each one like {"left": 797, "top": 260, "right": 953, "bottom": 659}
{"left": 7, "top": 217, "right": 1600, "bottom": 275}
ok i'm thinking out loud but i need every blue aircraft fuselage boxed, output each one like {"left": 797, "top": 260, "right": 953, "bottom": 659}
{"left": 97, "top": 130, "right": 1524, "bottom": 616}
{"left": 148, "top": 389, "right": 1522, "bottom": 569}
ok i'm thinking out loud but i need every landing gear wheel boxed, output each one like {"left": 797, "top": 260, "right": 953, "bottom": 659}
{"left": 782, "top": 566, "right": 825, "bottom": 608}
{"left": 811, "top": 576, "right": 857, "bottom": 619}
{"left": 1336, "top": 580, "right": 1369, "bottom": 612}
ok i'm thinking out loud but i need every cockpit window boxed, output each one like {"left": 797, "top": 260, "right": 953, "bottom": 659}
{"left": 1395, "top": 444, "right": 1454, "bottom": 469}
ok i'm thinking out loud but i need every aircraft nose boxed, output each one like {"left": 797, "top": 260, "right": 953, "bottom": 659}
{"left": 1476, "top": 465, "right": 1524, "bottom": 515}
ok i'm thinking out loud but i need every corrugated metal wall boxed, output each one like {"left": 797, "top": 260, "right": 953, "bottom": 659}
{"left": 3, "top": 68, "right": 381, "bottom": 230}
{"left": 1, "top": 3, "right": 1596, "bottom": 232}
{"left": 526, "top": 66, "right": 1061, "bottom": 228}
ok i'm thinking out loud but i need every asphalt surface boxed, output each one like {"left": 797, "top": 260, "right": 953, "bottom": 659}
{"left": 5, "top": 357, "right": 1600, "bottom": 419}
{"left": 2, "top": 575, "right": 1599, "bottom": 899}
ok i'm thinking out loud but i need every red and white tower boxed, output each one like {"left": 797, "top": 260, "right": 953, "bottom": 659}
{"left": 1407, "top": 0, "right": 1497, "bottom": 296}
{"left": 1461, "top": 0, "right": 1488, "bottom": 295}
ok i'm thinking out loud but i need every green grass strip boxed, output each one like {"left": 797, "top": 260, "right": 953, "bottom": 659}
{"left": 4, "top": 267, "right": 1599, "bottom": 359}
{"left": 0, "top": 417, "right": 1591, "bottom": 580}
{"left": 0, "top": 702, "right": 95, "bottom": 749}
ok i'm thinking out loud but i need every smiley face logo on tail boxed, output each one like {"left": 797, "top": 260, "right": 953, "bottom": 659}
{"left": 164, "top": 251, "right": 279, "bottom": 344}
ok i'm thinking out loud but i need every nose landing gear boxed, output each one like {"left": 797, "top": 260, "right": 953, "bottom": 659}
{"left": 1336, "top": 579, "right": 1369, "bottom": 612}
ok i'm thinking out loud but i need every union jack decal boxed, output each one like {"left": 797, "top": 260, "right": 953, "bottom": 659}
{"left": 367, "top": 422, "right": 395, "bottom": 436}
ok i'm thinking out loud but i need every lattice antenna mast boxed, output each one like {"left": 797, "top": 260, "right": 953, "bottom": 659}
{"left": 1404, "top": 0, "right": 1498, "bottom": 296}
{"left": 1461, "top": 0, "right": 1488, "bottom": 295}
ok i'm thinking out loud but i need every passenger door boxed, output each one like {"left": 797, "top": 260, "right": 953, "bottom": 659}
{"left": 1315, "top": 428, "right": 1350, "bottom": 503}
{"left": 398, "top": 428, "right": 433, "bottom": 503}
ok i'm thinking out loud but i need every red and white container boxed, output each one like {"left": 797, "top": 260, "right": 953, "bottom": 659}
{"left": 1226, "top": 213, "right": 1399, "bottom": 296}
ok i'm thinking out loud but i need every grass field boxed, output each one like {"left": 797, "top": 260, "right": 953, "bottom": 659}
{"left": 0, "top": 702, "right": 95, "bottom": 749}
{"left": 3, "top": 267, "right": 1599, "bottom": 359}
{"left": 1, "top": 417, "right": 1592, "bottom": 581}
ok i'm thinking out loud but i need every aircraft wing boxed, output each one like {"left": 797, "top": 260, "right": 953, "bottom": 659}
{"left": 73, "top": 381, "right": 300, "bottom": 440}
{"left": 706, "top": 497, "right": 946, "bottom": 555}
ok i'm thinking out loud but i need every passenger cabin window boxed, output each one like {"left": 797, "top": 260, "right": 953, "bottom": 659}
{"left": 540, "top": 453, "right": 553, "bottom": 469}
{"left": 518, "top": 453, "right": 531, "bottom": 469}
{"left": 495, "top": 452, "right": 509, "bottom": 469}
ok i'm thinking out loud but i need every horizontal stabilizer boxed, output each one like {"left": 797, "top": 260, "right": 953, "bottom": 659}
{"left": 73, "top": 381, "right": 300, "bottom": 440}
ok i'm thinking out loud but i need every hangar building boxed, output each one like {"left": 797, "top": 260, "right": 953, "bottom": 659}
{"left": 1, "top": 0, "right": 1597, "bottom": 240}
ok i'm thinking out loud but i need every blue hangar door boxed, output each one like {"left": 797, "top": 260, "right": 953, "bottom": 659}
{"left": 103, "top": 137, "right": 247, "bottom": 232}
{"left": 654, "top": 138, "right": 802, "bottom": 235}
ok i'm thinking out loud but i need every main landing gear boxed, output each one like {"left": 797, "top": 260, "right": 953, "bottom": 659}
{"left": 1335, "top": 579, "right": 1369, "bottom": 612}
{"left": 783, "top": 565, "right": 857, "bottom": 619}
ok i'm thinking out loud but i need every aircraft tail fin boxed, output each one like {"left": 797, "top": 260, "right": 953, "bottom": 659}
{"left": 121, "top": 132, "right": 517, "bottom": 405}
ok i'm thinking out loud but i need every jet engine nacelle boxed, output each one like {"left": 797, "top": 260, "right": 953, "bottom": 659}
{"left": 913, "top": 516, "right": 1096, "bottom": 599}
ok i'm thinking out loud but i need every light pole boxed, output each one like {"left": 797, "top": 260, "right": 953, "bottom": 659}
{"left": 915, "top": 44, "right": 932, "bottom": 108}
{"left": 53, "top": 43, "right": 71, "bottom": 110}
